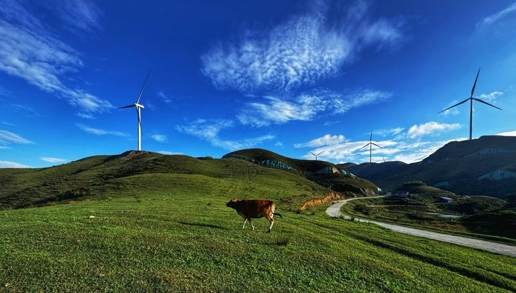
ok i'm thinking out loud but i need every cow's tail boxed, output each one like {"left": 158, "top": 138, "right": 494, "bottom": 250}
{"left": 273, "top": 212, "right": 283, "bottom": 219}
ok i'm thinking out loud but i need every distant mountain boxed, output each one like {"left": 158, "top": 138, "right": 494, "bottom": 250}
{"left": 340, "top": 136, "right": 516, "bottom": 198}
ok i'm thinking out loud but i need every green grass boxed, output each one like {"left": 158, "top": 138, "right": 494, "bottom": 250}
{"left": 1, "top": 176, "right": 516, "bottom": 292}
{"left": 1, "top": 152, "right": 516, "bottom": 292}
{"left": 341, "top": 195, "right": 516, "bottom": 245}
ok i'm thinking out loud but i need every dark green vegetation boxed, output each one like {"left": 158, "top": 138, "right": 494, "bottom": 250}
{"left": 1, "top": 150, "right": 516, "bottom": 292}
{"left": 0, "top": 149, "right": 376, "bottom": 210}
{"left": 343, "top": 181, "right": 516, "bottom": 243}
{"left": 343, "top": 135, "right": 516, "bottom": 198}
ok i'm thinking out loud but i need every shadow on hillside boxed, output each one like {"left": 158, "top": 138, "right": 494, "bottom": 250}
{"left": 178, "top": 221, "right": 226, "bottom": 229}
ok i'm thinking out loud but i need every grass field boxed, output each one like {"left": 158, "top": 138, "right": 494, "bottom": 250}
{"left": 1, "top": 171, "right": 516, "bottom": 292}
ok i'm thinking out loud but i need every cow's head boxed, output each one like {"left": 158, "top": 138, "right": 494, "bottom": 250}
{"left": 226, "top": 198, "right": 239, "bottom": 208}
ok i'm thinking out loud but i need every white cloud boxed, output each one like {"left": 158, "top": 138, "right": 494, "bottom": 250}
{"left": 332, "top": 89, "right": 391, "bottom": 114}
{"left": 407, "top": 121, "right": 461, "bottom": 138}
{"left": 238, "top": 89, "right": 390, "bottom": 127}
{"left": 55, "top": 0, "right": 102, "bottom": 32}
{"left": 151, "top": 134, "right": 167, "bottom": 142}
{"left": 0, "top": 160, "right": 30, "bottom": 168}
{"left": 295, "top": 124, "right": 466, "bottom": 164}
{"left": 0, "top": 0, "right": 111, "bottom": 113}
{"left": 201, "top": 0, "right": 402, "bottom": 94}
{"left": 0, "top": 129, "right": 33, "bottom": 145}
{"left": 478, "top": 91, "right": 503, "bottom": 102}
{"left": 497, "top": 130, "right": 516, "bottom": 136}
{"left": 238, "top": 95, "right": 326, "bottom": 126}
{"left": 294, "top": 134, "right": 345, "bottom": 148}
{"left": 176, "top": 119, "right": 275, "bottom": 150}
{"left": 76, "top": 124, "right": 127, "bottom": 136}
{"left": 41, "top": 157, "right": 67, "bottom": 163}
{"left": 477, "top": 2, "right": 516, "bottom": 27}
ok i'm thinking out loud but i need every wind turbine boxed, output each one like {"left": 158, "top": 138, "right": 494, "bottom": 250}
{"left": 360, "top": 131, "right": 381, "bottom": 163}
{"left": 310, "top": 151, "right": 324, "bottom": 160}
{"left": 119, "top": 70, "right": 151, "bottom": 151}
{"left": 438, "top": 68, "right": 502, "bottom": 140}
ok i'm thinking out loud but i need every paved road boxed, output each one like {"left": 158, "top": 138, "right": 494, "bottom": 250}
{"left": 326, "top": 197, "right": 516, "bottom": 258}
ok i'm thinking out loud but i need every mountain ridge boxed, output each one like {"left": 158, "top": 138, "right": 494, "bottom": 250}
{"left": 342, "top": 135, "right": 516, "bottom": 198}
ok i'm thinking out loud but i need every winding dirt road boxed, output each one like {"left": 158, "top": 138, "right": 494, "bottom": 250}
{"left": 326, "top": 197, "right": 516, "bottom": 258}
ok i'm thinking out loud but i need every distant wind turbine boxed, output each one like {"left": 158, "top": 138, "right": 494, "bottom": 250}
{"left": 310, "top": 151, "right": 324, "bottom": 160}
{"left": 438, "top": 68, "right": 502, "bottom": 140}
{"left": 360, "top": 131, "right": 381, "bottom": 163}
{"left": 119, "top": 70, "right": 151, "bottom": 151}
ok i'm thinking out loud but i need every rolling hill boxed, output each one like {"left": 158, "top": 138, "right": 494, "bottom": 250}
{"left": 0, "top": 149, "right": 378, "bottom": 210}
{"left": 341, "top": 135, "right": 516, "bottom": 198}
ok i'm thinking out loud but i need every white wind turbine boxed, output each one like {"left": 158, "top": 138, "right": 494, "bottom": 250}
{"left": 438, "top": 68, "right": 502, "bottom": 140}
{"left": 360, "top": 130, "right": 381, "bottom": 163}
{"left": 119, "top": 70, "right": 151, "bottom": 151}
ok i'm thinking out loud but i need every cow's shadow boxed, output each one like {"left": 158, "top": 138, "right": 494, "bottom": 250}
{"left": 177, "top": 221, "right": 225, "bottom": 229}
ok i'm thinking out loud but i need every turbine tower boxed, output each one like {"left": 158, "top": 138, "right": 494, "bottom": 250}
{"left": 360, "top": 131, "right": 381, "bottom": 163}
{"left": 438, "top": 68, "right": 502, "bottom": 140}
{"left": 119, "top": 70, "right": 151, "bottom": 151}
{"left": 310, "top": 151, "right": 324, "bottom": 160}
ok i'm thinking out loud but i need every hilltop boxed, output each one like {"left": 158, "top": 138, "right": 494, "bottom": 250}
{"left": 0, "top": 149, "right": 378, "bottom": 210}
{"left": 342, "top": 135, "right": 516, "bottom": 198}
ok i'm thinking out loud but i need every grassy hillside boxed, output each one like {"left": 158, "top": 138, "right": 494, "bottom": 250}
{"left": 224, "top": 148, "right": 378, "bottom": 195}
{"left": 1, "top": 150, "right": 515, "bottom": 291}
{"left": 0, "top": 151, "right": 331, "bottom": 211}
{"left": 1, "top": 179, "right": 516, "bottom": 292}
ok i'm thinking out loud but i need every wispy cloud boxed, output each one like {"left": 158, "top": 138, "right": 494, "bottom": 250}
{"left": 238, "top": 94, "right": 326, "bottom": 126}
{"left": 0, "top": 129, "right": 33, "bottom": 146}
{"left": 55, "top": 0, "right": 102, "bottom": 32}
{"left": 176, "top": 119, "right": 275, "bottom": 150}
{"left": 477, "top": 2, "right": 516, "bottom": 27}
{"left": 238, "top": 89, "right": 391, "bottom": 127}
{"left": 41, "top": 157, "right": 67, "bottom": 164}
{"left": 294, "top": 134, "right": 345, "bottom": 148}
{"left": 0, "top": 0, "right": 111, "bottom": 115}
{"left": 478, "top": 91, "right": 503, "bottom": 102}
{"left": 0, "top": 160, "right": 30, "bottom": 168}
{"left": 151, "top": 134, "right": 167, "bottom": 142}
{"left": 295, "top": 121, "right": 464, "bottom": 163}
{"left": 76, "top": 123, "right": 127, "bottom": 136}
{"left": 497, "top": 130, "right": 516, "bottom": 136}
{"left": 332, "top": 89, "right": 391, "bottom": 114}
{"left": 407, "top": 121, "right": 461, "bottom": 138}
{"left": 201, "top": 0, "right": 402, "bottom": 95}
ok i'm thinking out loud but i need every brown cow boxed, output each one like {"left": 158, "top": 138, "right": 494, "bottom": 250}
{"left": 226, "top": 198, "right": 282, "bottom": 232}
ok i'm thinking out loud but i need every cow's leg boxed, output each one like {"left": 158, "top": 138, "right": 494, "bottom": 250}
{"left": 267, "top": 217, "right": 274, "bottom": 233}
{"left": 249, "top": 219, "right": 255, "bottom": 231}
{"left": 241, "top": 218, "right": 247, "bottom": 229}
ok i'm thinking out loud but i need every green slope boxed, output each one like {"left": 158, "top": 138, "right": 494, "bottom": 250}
{"left": 0, "top": 151, "right": 332, "bottom": 210}
{"left": 1, "top": 149, "right": 378, "bottom": 210}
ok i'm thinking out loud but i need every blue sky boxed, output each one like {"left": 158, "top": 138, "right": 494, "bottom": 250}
{"left": 1, "top": 0, "right": 515, "bottom": 168}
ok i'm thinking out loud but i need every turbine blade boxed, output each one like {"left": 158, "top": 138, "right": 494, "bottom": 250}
{"left": 372, "top": 143, "right": 381, "bottom": 148}
{"left": 137, "top": 108, "right": 141, "bottom": 124}
{"left": 437, "top": 98, "right": 469, "bottom": 113}
{"left": 473, "top": 98, "right": 502, "bottom": 110}
{"left": 360, "top": 143, "right": 370, "bottom": 150}
{"left": 470, "top": 68, "right": 480, "bottom": 98}
{"left": 135, "top": 70, "right": 151, "bottom": 104}
{"left": 369, "top": 130, "right": 372, "bottom": 142}
{"left": 118, "top": 104, "right": 136, "bottom": 109}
